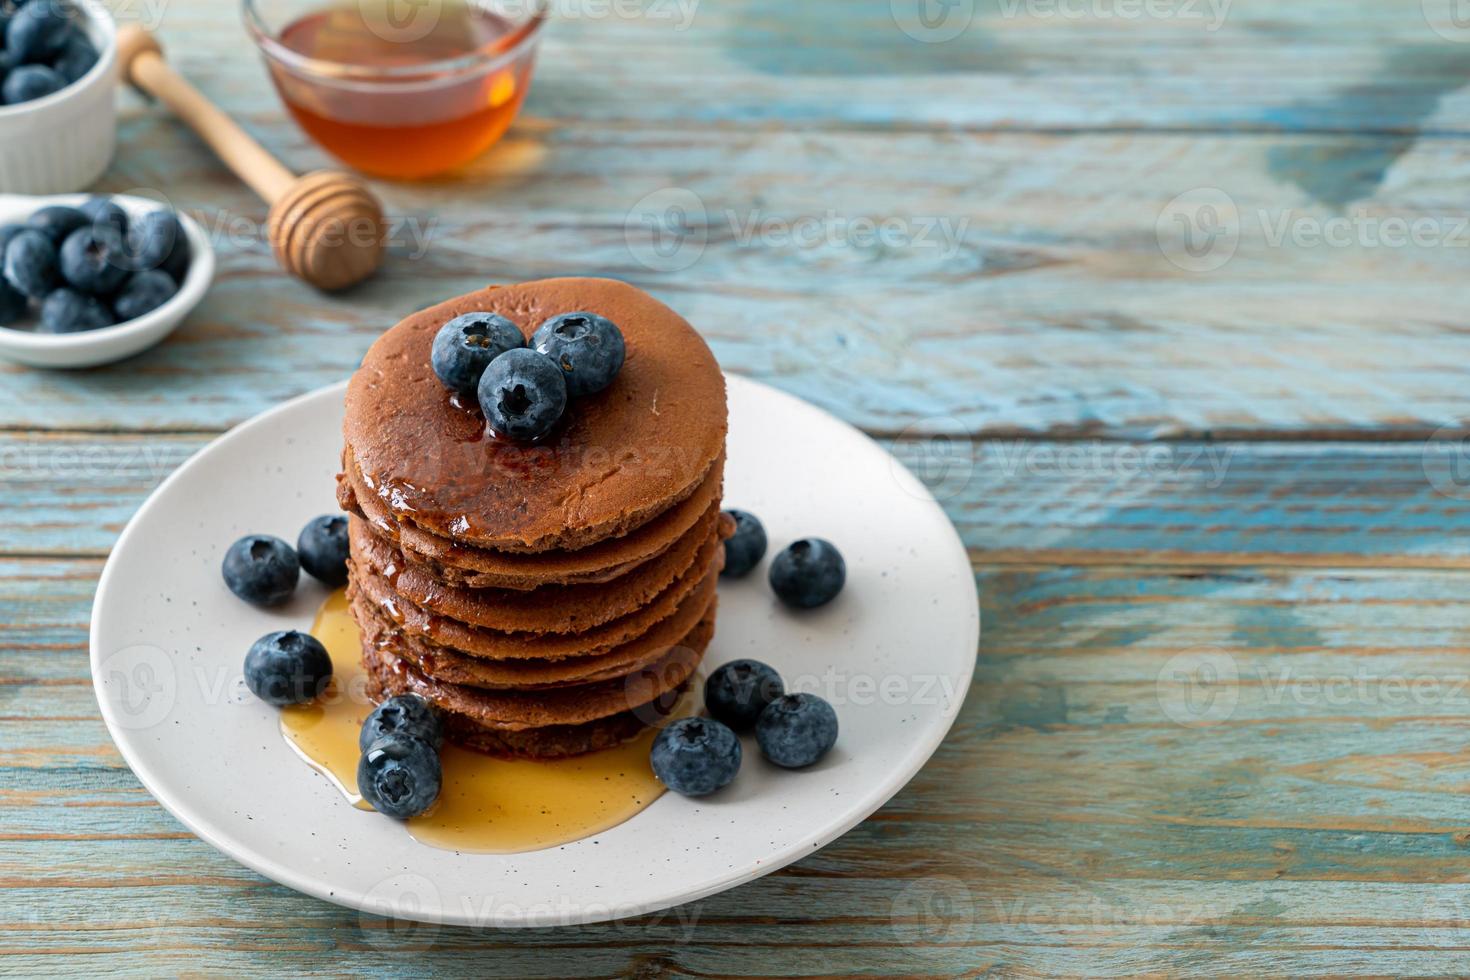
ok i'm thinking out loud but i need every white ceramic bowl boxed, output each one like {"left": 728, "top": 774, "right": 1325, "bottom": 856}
{"left": 0, "top": 193, "right": 215, "bottom": 368}
{"left": 0, "top": 0, "right": 118, "bottom": 193}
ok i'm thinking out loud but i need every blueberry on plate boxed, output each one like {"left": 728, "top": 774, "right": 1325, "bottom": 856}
{"left": 221, "top": 534, "right": 300, "bottom": 606}
{"left": 531, "top": 311, "right": 626, "bottom": 397}
{"left": 1, "top": 63, "right": 62, "bottom": 104}
{"left": 768, "top": 538, "right": 846, "bottom": 609}
{"left": 359, "top": 734, "right": 442, "bottom": 819}
{"left": 5, "top": 2, "right": 70, "bottom": 65}
{"left": 39, "top": 288, "right": 112, "bottom": 333}
{"left": 112, "top": 270, "right": 177, "bottom": 322}
{"left": 58, "top": 227, "right": 128, "bottom": 295}
{"left": 52, "top": 31, "right": 97, "bottom": 83}
{"left": 755, "top": 693, "right": 839, "bottom": 768}
{"left": 705, "top": 659, "right": 785, "bottom": 731}
{"left": 0, "top": 279, "right": 25, "bottom": 327}
{"left": 126, "top": 209, "right": 190, "bottom": 280}
{"left": 3, "top": 228, "right": 58, "bottom": 299}
{"left": 28, "top": 205, "right": 89, "bottom": 245}
{"left": 78, "top": 196, "right": 128, "bottom": 236}
{"left": 720, "top": 509, "right": 767, "bottom": 578}
{"left": 296, "top": 514, "right": 350, "bottom": 587}
{"left": 477, "top": 347, "right": 568, "bottom": 442}
{"left": 431, "top": 312, "right": 523, "bottom": 395}
{"left": 359, "top": 693, "right": 444, "bottom": 753}
{"left": 650, "top": 717, "right": 742, "bottom": 796}
{"left": 243, "top": 630, "right": 332, "bottom": 706}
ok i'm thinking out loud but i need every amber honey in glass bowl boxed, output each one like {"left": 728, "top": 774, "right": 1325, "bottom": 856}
{"left": 243, "top": 0, "right": 546, "bottom": 180}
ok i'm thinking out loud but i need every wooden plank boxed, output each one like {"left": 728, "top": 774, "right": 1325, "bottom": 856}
{"left": 7, "top": 436, "right": 1470, "bottom": 567}
{"left": 120, "top": 2, "right": 1470, "bottom": 135}
{"left": 14, "top": 556, "right": 1470, "bottom": 973}
{"left": 7, "top": 124, "right": 1470, "bottom": 435}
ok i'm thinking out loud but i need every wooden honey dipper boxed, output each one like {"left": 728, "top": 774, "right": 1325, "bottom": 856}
{"left": 115, "top": 26, "right": 385, "bottom": 291}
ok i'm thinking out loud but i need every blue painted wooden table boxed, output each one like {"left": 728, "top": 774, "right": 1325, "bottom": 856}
{"left": 9, "top": 0, "right": 1470, "bottom": 975}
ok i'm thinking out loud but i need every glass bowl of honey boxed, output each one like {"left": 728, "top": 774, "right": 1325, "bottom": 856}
{"left": 243, "top": 0, "right": 546, "bottom": 180}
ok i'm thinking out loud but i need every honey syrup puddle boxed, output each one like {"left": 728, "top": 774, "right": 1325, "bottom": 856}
{"left": 281, "top": 590, "right": 681, "bottom": 853}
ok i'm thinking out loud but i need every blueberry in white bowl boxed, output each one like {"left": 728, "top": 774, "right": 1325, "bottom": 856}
{"left": 39, "top": 286, "right": 109, "bottom": 333}
{"left": 111, "top": 269, "right": 176, "bottom": 322}
{"left": 1, "top": 1, "right": 99, "bottom": 106}
{"left": 0, "top": 193, "right": 215, "bottom": 369}
{"left": 0, "top": 0, "right": 117, "bottom": 196}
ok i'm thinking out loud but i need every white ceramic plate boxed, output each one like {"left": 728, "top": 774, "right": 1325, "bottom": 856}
{"left": 90, "top": 375, "right": 978, "bottom": 928}
{"left": 0, "top": 193, "right": 215, "bottom": 368}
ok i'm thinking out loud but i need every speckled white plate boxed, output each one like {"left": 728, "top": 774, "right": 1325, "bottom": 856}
{"left": 89, "top": 375, "right": 978, "bottom": 928}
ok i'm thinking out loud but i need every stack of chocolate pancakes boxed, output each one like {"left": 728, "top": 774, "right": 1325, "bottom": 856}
{"left": 336, "top": 278, "right": 730, "bottom": 759}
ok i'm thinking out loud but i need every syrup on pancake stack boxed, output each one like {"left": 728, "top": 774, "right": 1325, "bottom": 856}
{"left": 337, "top": 278, "right": 729, "bottom": 759}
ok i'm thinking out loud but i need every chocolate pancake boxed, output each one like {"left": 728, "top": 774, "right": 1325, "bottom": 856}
{"left": 349, "top": 531, "right": 725, "bottom": 661}
{"left": 351, "top": 573, "right": 718, "bottom": 690}
{"left": 436, "top": 698, "right": 685, "bottom": 760}
{"left": 342, "top": 278, "right": 728, "bottom": 553}
{"left": 347, "top": 504, "right": 723, "bottom": 634}
{"left": 339, "top": 452, "right": 725, "bottom": 591}
{"left": 359, "top": 608, "right": 714, "bottom": 732}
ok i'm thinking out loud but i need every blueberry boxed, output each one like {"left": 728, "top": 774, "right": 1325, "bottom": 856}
{"left": 39, "top": 288, "right": 111, "bottom": 333}
{"left": 126, "top": 209, "right": 190, "bottom": 280}
{"left": 769, "top": 538, "right": 845, "bottom": 609}
{"left": 531, "top": 311, "right": 626, "bottom": 397}
{"left": 431, "top": 312, "right": 523, "bottom": 395}
{"left": 78, "top": 196, "right": 127, "bottom": 236}
{"left": 359, "top": 693, "right": 444, "bottom": 753}
{"left": 221, "top": 534, "right": 300, "bottom": 606}
{"left": 477, "top": 347, "right": 567, "bottom": 442}
{"left": 244, "top": 630, "right": 333, "bottom": 707}
{"left": 51, "top": 30, "right": 95, "bottom": 83}
{"left": 650, "top": 717, "right": 742, "bottom": 796}
{"left": 3, "top": 229, "right": 57, "bottom": 299}
{"left": 721, "top": 509, "right": 767, "bottom": 578}
{"left": 755, "top": 693, "right": 838, "bottom": 768}
{"left": 5, "top": 2, "right": 69, "bottom": 65}
{"left": 59, "top": 227, "right": 128, "bottom": 295}
{"left": 704, "top": 659, "right": 784, "bottom": 731}
{"left": 0, "top": 279, "right": 24, "bottom": 327}
{"left": 296, "top": 514, "right": 349, "bottom": 587}
{"left": 0, "top": 224, "right": 25, "bottom": 255}
{"left": 112, "top": 270, "right": 177, "bottom": 322}
{"left": 1, "top": 61, "right": 60, "bottom": 103}
{"left": 359, "top": 734, "right": 442, "bottom": 819}
{"left": 28, "top": 206, "right": 88, "bottom": 247}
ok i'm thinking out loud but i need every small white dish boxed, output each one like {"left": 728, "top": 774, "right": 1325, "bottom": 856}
{"left": 90, "top": 376, "right": 979, "bottom": 927}
{"left": 0, "top": 193, "right": 215, "bottom": 368}
{"left": 0, "top": 0, "right": 117, "bottom": 193}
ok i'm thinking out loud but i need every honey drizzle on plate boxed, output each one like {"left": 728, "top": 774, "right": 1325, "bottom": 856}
{"left": 280, "top": 590, "right": 679, "bottom": 853}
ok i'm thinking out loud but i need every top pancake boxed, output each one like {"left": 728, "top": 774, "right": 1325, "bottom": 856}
{"left": 343, "top": 278, "right": 727, "bottom": 553}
